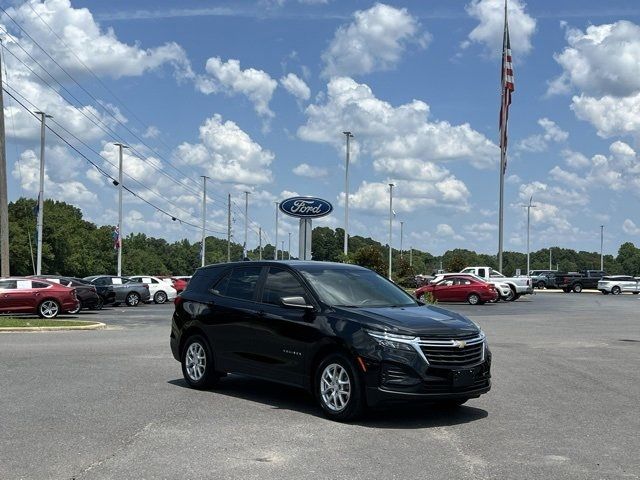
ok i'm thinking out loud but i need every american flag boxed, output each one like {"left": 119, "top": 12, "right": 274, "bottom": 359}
{"left": 113, "top": 226, "right": 121, "bottom": 250}
{"left": 499, "top": 2, "right": 514, "bottom": 173}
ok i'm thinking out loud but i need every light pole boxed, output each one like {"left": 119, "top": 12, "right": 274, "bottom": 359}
{"left": 244, "top": 191, "right": 250, "bottom": 258}
{"left": 549, "top": 247, "right": 552, "bottom": 271}
{"left": 400, "top": 221, "right": 404, "bottom": 259}
{"left": 342, "top": 131, "right": 353, "bottom": 257}
{"left": 200, "top": 176, "right": 209, "bottom": 267}
{"left": 34, "top": 111, "right": 52, "bottom": 275}
{"left": 600, "top": 225, "right": 604, "bottom": 271}
{"left": 274, "top": 201, "right": 279, "bottom": 260}
{"left": 114, "top": 142, "right": 128, "bottom": 276}
{"left": 524, "top": 196, "right": 537, "bottom": 277}
{"left": 388, "top": 183, "right": 394, "bottom": 280}
{"left": 288, "top": 232, "right": 291, "bottom": 260}
{"left": 259, "top": 227, "right": 262, "bottom": 260}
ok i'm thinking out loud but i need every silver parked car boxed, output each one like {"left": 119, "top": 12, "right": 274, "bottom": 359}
{"left": 597, "top": 276, "right": 640, "bottom": 295}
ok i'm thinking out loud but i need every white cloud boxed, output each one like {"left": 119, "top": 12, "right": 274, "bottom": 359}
{"left": 623, "top": 219, "right": 640, "bottom": 235}
{"left": 465, "top": 0, "right": 536, "bottom": 56}
{"left": 7, "top": 0, "right": 192, "bottom": 80}
{"left": 143, "top": 126, "right": 160, "bottom": 139}
{"left": 561, "top": 149, "right": 590, "bottom": 169}
{"left": 436, "top": 223, "right": 464, "bottom": 241}
{"left": 571, "top": 93, "right": 640, "bottom": 139}
{"left": 292, "top": 163, "right": 328, "bottom": 178}
{"left": 174, "top": 114, "right": 274, "bottom": 185}
{"left": 299, "top": 77, "right": 497, "bottom": 169}
{"left": 198, "top": 57, "right": 277, "bottom": 118}
{"left": 321, "top": 3, "right": 429, "bottom": 77}
{"left": 12, "top": 148, "right": 97, "bottom": 204}
{"left": 280, "top": 73, "right": 311, "bottom": 101}
{"left": 518, "top": 118, "right": 568, "bottom": 152}
{"left": 550, "top": 21, "right": 640, "bottom": 98}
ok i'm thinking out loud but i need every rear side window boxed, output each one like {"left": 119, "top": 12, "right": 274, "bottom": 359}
{"left": 0, "top": 280, "right": 17, "bottom": 289}
{"left": 214, "top": 266, "right": 262, "bottom": 301}
{"left": 32, "top": 282, "right": 51, "bottom": 289}
{"left": 261, "top": 268, "right": 307, "bottom": 305}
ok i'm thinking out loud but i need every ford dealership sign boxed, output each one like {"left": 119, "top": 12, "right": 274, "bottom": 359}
{"left": 279, "top": 197, "right": 333, "bottom": 218}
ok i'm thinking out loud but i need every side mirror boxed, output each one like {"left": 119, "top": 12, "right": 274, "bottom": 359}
{"left": 280, "top": 296, "right": 314, "bottom": 309}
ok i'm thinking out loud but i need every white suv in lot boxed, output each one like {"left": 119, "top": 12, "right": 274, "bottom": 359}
{"left": 597, "top": 276, "right": 640, "bottom": 295}
{"left": 128, "top": 276, "right": 177, "bottom": 304}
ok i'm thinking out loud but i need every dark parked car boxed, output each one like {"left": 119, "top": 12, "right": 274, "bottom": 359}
{"left": 83, "top": 275, "right": 150, "bottom": 306}
{"left": 30, "top": 275, "right": 102, "bottom": 312}
{"left": 0, "top": 278, "right": 79, "bottom": 318}
{"left": 171, "top": 261, "right": 491, "bottom": 421}
{"left": 555, "top": 270, "right": 607, "bottom": 293}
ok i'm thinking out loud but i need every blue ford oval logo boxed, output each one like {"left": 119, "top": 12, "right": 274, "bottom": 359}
{"left": 279, "top": 197, "right": 333, "bottom": 218}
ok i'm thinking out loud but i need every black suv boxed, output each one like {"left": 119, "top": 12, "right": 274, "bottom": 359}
{"left": 171, "top": 261, "right": 491, "bottom": 421}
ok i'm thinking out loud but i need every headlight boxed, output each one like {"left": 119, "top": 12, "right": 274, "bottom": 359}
{"left": 366, "top": 330, "right": 417, "bottom": 352}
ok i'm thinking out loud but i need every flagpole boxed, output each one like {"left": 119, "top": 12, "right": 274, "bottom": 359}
{"left": 498, "top": 0, "right": 509, "bottom": 273}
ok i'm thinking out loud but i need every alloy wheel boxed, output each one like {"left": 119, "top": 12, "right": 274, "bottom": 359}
{"left": 154, "top": 291, "right": 167, "bottom": 304}
{"left": 320, "top": 363, "right": 351, "bottom": 412}
{"left": 126, "top": 292, "right": 140, "bottom": 306}
{"left": 39, "top": 300, "right": 59, "bottom": 319}
{"left": 185, "top": 342, "right": 206, "bottom": 382}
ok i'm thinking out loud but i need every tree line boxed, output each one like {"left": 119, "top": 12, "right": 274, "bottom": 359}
{"left": 5, "top": 198, "right": 640, "bottom": 282}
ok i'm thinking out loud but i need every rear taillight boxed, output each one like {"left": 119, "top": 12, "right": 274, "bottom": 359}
{"left": 174, "top": 296, "right": 183, "bottom": 306}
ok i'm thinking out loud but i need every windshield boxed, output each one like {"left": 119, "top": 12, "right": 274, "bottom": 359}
{"left": 299, "top": 267, "right": 417, "bottom": 308}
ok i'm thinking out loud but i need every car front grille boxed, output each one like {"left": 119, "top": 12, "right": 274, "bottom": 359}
{"left": 417, "top": 334, "right": 485, "bottom": 368}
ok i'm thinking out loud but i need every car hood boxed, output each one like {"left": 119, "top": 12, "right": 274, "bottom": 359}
{"left": 333, "top": 304, "right": 480, "bottom": 338}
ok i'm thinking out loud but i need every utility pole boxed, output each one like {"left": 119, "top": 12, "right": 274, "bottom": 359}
{"left": 549, "top": 247, "right": 552, "bottom": 271}
{"left": 113, "top": 143, "right": 128, "bottom": 276}
{"left": 388, "top": 183, "right": 394, "bottom": 280}
{"left": 274, "top": 201, "right": 279, "bottom": 260}
{"left": 288, "top": 232, "right": 291, "bottom": 260}
{"left": 600, "top": 225, "right": 604, "bottom": 271}
{"left": 342, "top": 131, "right": 353, "bottom": 257}
{"left": 34, "top": 111, "right": 52, "bottom": 275}
{"left": 400, "top": 221, "right": 404, "bottom": 259}
{"left": 258, "top": 227, "right": 262, "bottom": 260}
{"left": 227, "top": 194, "right": 231, "bottom": 262}
{"left": 409, "top": 246, "right": 413, "bottom": 267}
{"left": 0, "top": 43, "right": 9, "bottom": 277}
{"left": 524, "top": 196, "right": 537, "bottom": 277}
{"left": 243, "top": 191, "right": 249, "bottom": 259}
{"left": 200, "top": 176, "right": 208, "bottom": 267}
{"left": 281, "top": 240, "right": 285, "bottom": 260}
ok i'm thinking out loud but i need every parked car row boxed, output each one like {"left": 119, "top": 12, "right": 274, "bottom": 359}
{"left": 0, "top": 274, "right": 192, "bottom": 319}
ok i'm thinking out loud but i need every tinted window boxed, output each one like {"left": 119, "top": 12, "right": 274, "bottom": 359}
{"left": 0, "top": 280, "right": 17, "bottom": 289}
{"left": 216, "top": 266, "right": 262, "bottom": 301}
{"left": 32, "top": 281, "right": 51, "bottom": 289}
{"left": 93, "top": 277, "right": 110, "bottom": 286}
{"left": 262, "top": 268, "right": 307, "bottom": 305}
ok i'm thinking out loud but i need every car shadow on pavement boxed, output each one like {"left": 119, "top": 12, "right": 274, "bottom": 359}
{"left": 168, "top": 376, "right": 488, "bottom": 428}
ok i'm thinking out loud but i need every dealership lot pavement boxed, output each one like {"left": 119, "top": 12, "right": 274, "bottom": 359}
{"left": 1, "top": 292, "right": 639, "bottom": 480}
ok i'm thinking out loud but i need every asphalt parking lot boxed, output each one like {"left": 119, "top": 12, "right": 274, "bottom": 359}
{"left": 1, "top": 292, "right": 639, "bottom": 480}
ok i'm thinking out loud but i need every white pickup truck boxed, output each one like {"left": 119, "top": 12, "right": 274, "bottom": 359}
{"left": 460, "top": 266, "right": 534, "bottom": 301}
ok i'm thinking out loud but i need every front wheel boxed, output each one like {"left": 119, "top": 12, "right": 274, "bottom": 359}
{"left": 467, "top": 293, "right": 481, "bottom": 305}
{"left": 38, "top": 299, "right": 60, "bottom": 319}
{"left": 502, "top": 289, "right": 514, "bottom": 302}
{"left": 181, "top": 335, "right": 220, "bottom": 389}
{"left": 154, "top": 291, "right": 168, "bottom": 304}
{"left": 536, "top": 281, "right": 545, "bottom": 289}
{"left": 316, "top": 353, "right": 365, "bottom": 422}
{"left": 94, "top": 297, "right": 104, "bottom": 310}
{"left": 67, "top": 301, "right": 82, "bottom": 315}
{"left": 573, "top": 284, "right": 583, "bottom": 293}
{"left": 611, "top": 286, "right": 621, "bottom": 295}
{"left": 125, "top": 292, "right": 140, "bottom": 307}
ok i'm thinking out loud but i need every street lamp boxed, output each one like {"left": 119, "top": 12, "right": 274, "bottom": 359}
{"left": 388, "top": 183, "right": 395, "bottom": 280}
{"left": 343, "top": 131, "right": 353, "bottom": 257}
{"left": 522, "top": 196, "right": 537, "bottom": 276}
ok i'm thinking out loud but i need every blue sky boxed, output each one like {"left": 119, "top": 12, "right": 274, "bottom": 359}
{"left": 4, "top": 0, "right": 640, "bottom": 258}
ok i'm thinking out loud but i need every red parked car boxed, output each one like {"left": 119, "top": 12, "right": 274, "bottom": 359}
{"left": 415, "top": 274, "right": 498, "bottom": 305}
{"left": 163, "top": 276, "right": 189, "bottom": 293}
{"left": 0, "top": 278, "right": 79, "bottom": 318}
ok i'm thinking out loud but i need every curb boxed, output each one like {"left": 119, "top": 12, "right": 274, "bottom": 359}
{"left": 0, "top": 321, "right": 106, "bottom": 332}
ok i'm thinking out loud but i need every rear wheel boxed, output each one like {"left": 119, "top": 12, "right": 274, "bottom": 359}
{"left": 154, "top": 291, "right": 168, "bottom": 304}
{"left": 316, "top": 353, "right": 365, "bottom": 422}
{"left": 181, "top": 335, "right": 221, "bottom": 389}
{"left": 573, "top": 283, "right": 583, "bottom": 293}
{"left": 94, "top": 297, "right": 104, "bottom": 310}
{"left": 611, "top": 286, "right": 621, "bottom": 295}
{"left": 38, "top": 299, "right": 60, "bottom": 319}
{"left": 467, "top": 293, "right": 481, "bottom": 305}
{"left": 125, "top": 292, "right": 140, "bottom": 307}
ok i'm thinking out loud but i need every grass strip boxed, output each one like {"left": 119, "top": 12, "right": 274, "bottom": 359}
{"left": 0, "top": 318, "right": 99, "bottom": 328}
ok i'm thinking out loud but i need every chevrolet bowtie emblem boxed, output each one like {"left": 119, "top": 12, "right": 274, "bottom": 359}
{"left": 453, "top": 340, "right": 466, "bottom": 349}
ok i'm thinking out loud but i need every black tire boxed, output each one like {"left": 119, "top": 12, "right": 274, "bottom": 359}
{"left": 125, "top": 292, "right": 140, "bottom": 307}
{"left": 67, "top": 301, "right": 82, "bottom": 315}
{"left": 502, "top": 289, "right": 514, "bottom": 302}
{"left": 181, "top": 335, "right": 220, "bottom": 389}
{"left": 507, "top": 287, "right": 518, "bottom": 301}
{"left": 601, "top": 291, "right": 609, "bottom": 295}
{"left": 611, "top": 286, "right": 621, "bottom": 295}
{"left": 154, "top": 291, "right": 168, "bottom": 304}
{"left": 633, "top": 292, "right": 639, "bottom": 295}
{"left": 562, "top": 288, "right": 571, "bottom": 293}
{"left": 467, "top": 293, "right": 481, "bottom": 305}
{"left": 94, "top": 297, "right": 104, "bottom": 310}
{"left": 536, "top": 281, "right": 545, "bottom": 289}
{"left": 573, "top": 283, "right": 583, "bottom": 293}
{"left": 316, "top": 353, "right": 365, "bottom": 422}
{"left": 38, "top": 299, "right": 60, "bottom": 319}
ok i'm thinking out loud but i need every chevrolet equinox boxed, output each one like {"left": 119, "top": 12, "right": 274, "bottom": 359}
{"left": 170, "top": 261, "right": 491, "bottom": 421}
